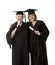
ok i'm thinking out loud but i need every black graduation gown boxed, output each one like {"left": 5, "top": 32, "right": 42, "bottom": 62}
{"left": 27, "top": 20, "right": 49, "bottom": 65}
{"left": 6, "top": 22, "right": 29, "bottom": 65}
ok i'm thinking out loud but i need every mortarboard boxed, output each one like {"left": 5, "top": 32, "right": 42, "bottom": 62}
{"left": 14, "top": 11, "right": 24, "bottom": 15}
{"left": 24, "top": 9, "right": 37, "bottom": 15}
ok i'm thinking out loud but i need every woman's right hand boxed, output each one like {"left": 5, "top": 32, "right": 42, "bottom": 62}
{"left": 34, "top": 30, "right": 41, "bottom": 35}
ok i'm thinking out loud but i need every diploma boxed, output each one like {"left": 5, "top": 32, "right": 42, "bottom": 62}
{"left": 29, "top": 26, "right": 34, "bottom": 31}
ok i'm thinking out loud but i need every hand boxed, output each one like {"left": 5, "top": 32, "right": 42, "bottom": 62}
{"left": 34, "top": 30, "right": 41, "bottom": 35}
{"left": 11, "top": 28, "right": 17, "bottom": 38}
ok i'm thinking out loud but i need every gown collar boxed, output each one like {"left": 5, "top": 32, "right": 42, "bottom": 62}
{"left": 30, "top": 20, "right": 38, "bottom": 28}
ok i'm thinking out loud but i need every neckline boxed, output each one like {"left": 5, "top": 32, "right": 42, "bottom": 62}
{"left": 31, "top": 21, "right": 38, "bottom": 27}
{"left": 16, "top": 21, "right": 24, "bottom": 27}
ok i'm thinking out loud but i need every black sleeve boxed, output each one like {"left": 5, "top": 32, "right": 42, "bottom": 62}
{"left": 40, "top": 21, "right": 49, "bottom": 42}
{"left": 6, "top": 24, "right": 15, "bottom": 48}
{"left": 26, "top": 22, "right": 30, "bottom": 52}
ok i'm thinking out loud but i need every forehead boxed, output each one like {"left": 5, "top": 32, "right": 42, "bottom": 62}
{"left": 16, "top": 14, "right": 23, "bottom": 16}
{"left": 29, "top": 14, "right": 35, "bottom": 16}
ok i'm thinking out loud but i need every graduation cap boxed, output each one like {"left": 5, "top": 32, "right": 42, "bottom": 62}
{"left": 14, "top": 11, "right": 24, "bottom": 15}
{"left": 13, "top": 11, "right": 26, "bottom": 22}
{"left": 25, "top": 9, "right": 37, "bottom": 15}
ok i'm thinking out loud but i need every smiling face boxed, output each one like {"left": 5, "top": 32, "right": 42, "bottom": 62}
{"left": 28, "top": 14, "right": 37, "bottom": 22}
{"left": 16, "top": 14, "right": 23, "bottom": 22}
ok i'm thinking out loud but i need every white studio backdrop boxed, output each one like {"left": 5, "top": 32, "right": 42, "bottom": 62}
{"left": 0, "top": 0, "right": 55, "bottom": 65}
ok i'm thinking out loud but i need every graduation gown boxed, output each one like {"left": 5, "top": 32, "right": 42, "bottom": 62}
{"left": 6, "top": 22, "right": 29, "bottom": 65}
{"left": 27, "top": 20, "right": 49, "bottom": 65}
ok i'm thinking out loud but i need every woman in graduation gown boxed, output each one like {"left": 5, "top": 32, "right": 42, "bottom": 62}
{"left": 6, "top": 11, "right": 29, "bottom": 65}
{"left": 25, "top": 9, "right": 49, "bottom": 65}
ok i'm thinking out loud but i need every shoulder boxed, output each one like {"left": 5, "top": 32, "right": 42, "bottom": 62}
{"left": 22, "top": 22, "right": 28, "bottom": 27}
{"left": 22, "top": 22, "right": 29, "bottom": 30}
{"left": 10, "top": 22, "right": 17, "bottom": 28}
{"left": 26, "top": 22, "right": 31, "bottom": 26}
{"left": 37, "top": 20, "right": 44, "bottom": 23}
{"left": 37, "top": 20, "right": 46, "bottom": 25}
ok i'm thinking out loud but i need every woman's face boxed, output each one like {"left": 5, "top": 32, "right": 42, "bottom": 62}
{"left": 16, "top": 14, "right": 23, "bottom": 22}
{"left": 28, "top": 14, "right": 36, "bottom": 22}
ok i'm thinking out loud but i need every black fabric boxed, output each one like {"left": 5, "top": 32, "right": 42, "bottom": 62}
{"left": 6, "top": 22, "right": 17, "bottom": 47}
{"left": 27, "top": 20, "right": 49, "bottom": 65}
{"left": 6, "top": 22, "right": 29, "bottom": 65}
{"left": 14, "top": 11, "right": 24, "bottom": 15}
{"left": 25, "top": 9, "right": 37, "bottom": 15}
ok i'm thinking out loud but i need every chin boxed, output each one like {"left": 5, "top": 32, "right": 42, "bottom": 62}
{"left": 30, "top": 20, "right": 34, "bottom": 22}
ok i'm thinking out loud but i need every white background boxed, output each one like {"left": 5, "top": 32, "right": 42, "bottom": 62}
{"left": 0, "top": 0, "right": 55, "bottom": 65}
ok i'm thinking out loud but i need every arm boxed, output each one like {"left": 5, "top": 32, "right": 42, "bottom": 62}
{"left": 40, "top": 21, "right": 49, "bottom": 42}
{"left": 6, "top": 24, "right": 15, "bottom": 48}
